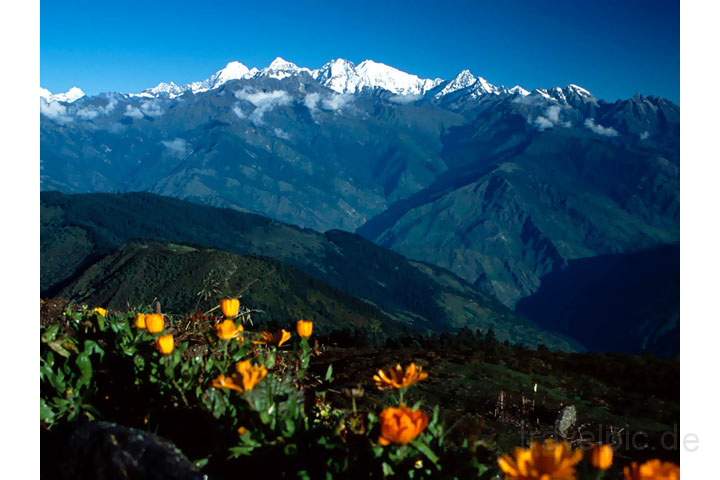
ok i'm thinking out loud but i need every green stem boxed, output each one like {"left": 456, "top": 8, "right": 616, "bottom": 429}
{"left": 172, "top": 378, "right": 190, "bottom": 407}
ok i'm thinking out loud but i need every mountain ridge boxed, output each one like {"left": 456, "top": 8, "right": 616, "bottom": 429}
{"left": 41, "top": 191, "right": 580, "bottom": 351}
{"left": 41, "top": 56, "right": 612, "bottom": 103}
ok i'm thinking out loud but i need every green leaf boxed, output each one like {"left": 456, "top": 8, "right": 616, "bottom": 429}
{"left": 413, "top": 439, "right": 439, "bottom": 466}
{"left": 134, "top": 355, "right": 145, "bottom": 371}
{"left": 284, "top": 416, "right": 296, "bottom": 436}
{"left": 40, "top": 398, "right": 56, "bottom": 424}
{"left": 96, "top": 313, "right": 106, "bottom": 331}
{"left": 48, "top": 340, "right": 72, "bottom": 358}
{"left": 75, "top": 352, "right": 93, "bottom": 390}
{"left": 83, "top": 340, "right": 105, "bottom": 359}
{"left": 41, "top": 324, "right": 60, "bottom": 343}
{"left": 325, "top": 364, "right": 334, "bottom": 382}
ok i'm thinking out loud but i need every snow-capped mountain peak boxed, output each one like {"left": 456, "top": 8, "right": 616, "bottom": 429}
{"left": 41, "top": 57, "right": 600, "bottom": 107}
{"left": 209, "top": 61, "right": 252, "bottom": 87}
{"left": 434, "top": 69, "right": 502, "bottom": 99}
{"left": 473, "top": 76, "right": 500, "bottom": 96}
{"left": 507, "top": 85, "right": 530, "bottom": 96}
{"left": 268, "top": 57, "right": 298, "bottom": 70}
{"left": 130, "top": 61, "right": 255, "bottom": 98}
{"left": 434, "top": 70, "right": 477, "bottom": 98}
{"left": 352, "top": 60, "right": 441, "bottom": 96}
{"left": 263, "top": 57, "right": 314, "bottom": 79}
{"left": 315, "top": 58, "right": 360, "bottom": 93}
{"left": 149, "top": 82, "right": 186, "bottom": 97}
{"left": 567, "top": 84, "right": 593, "bottom": 98}
{"left": 40, "top": 86, "right": 86, "bottom": 103}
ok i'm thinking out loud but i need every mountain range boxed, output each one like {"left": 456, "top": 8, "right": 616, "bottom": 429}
{"left": 40, "top": 57, "right": 679, "bottom": 355}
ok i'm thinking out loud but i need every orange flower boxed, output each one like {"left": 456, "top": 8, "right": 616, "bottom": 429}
{"left": 220, "top": 297, "right": 241, "bottom": 318}
{"left": 145, "top": 313, "right": 165, "bottom": 334}
{"left": 253, "top": 329, "right": 292, "bottom": 347}
{"left": 211, "top": 374, "right": 244, "bottom": 393}
{"left": 591, "top": 444, "right": 614, "bottom": 471}
{"left": 253, "top": 331, "right": 276, "bottom": 344}
{"left": 155, "top": 334, "right": 174, "bottom": 355}
{"left": 624, "top": 460, "right": 679, "bottom": 480}
{"left": 497, "top": 439, "right": 583, "bottom": 480}
{"left": 296, "top": 319, "right": 313, "bottom": 339}
{"left": 237, "top": 426, "right": 250, "bottom": 436}
{"left": 277, "top": 329, "right": 292, "bottom": 347}
{"left": 216, "top": 319, "right": 243, "bottom": 340}
{"left": 374, "top": 363, "right": 428, "bottom": 390}
{"left": 135, "top": 313, "right": 147, "bottom": 330}
{"left": 235, "top": 360, "right": 268, "bottom": 391}
{"left": 378, "top": 406, "right": 429, "bottom": 445}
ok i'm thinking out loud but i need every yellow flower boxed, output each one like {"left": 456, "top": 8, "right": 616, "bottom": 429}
{"left": 145, "top": 313, "right": 165, "bottom": 334}
{"left": 591, "top": 444, "right": 613, "bottom": 471}
{"left": 497, "top": 439, "right": 583, "bottom": 480}
{"left": 237, "top": 426, "right": 250, "bottom": 436}
{"left": 373, "top": 363, "right": 428, "bottom": 390}
{"left": 296, "top": 319, "right": 313, "bottom": 339}
{"left": 378, "top": 405, "right": 429, "bottom": 445}
{"left": 220, "top": 297, "right": 240, "bottom": 318}
{"left": 235, "top": 360, "right": 268, "bottom": 392}
{"left": 135, "top": 313, "right": 147, "bottom": 329}
{"left": 93, "top": 307, "right": 108, "bottom": 317}
{"left": 216, "top": 319, "right": 243, "bottom": 340}
{"left": 211, "top": 374, "right": 244, "bottom": 393}
{"left": 624, "top": 460, "right": 679, "bottom": 480}
{"left": 155, "top": 334, "right": 174, "bottom": 355}
{"left": 254, "top": 329, "right": 293, "bottom": 347}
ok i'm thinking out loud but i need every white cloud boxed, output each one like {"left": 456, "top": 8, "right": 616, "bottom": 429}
{"left": 40, "top": 99, "right": 71, "bottom": 123}
{"left": 273, "top": 128, "right": 290, "bottom": 140}
{"left": 532, "top": 105, "right": 571, "bottom": 131}
{"left": 123, "top": 100, "right": 164, "bottom": 119}
{"left": 232, "top": 104, "right": 246, "bottom": 119}
{"left": 321, "top": 93, "right": 352, "bottom": 112}
{"left": 534, "top": 116, "right": 554, "bottom": 131}
{"left": 74, "top": 96, "right": 119, "bottom": 120}
{"left": 234, "top": 88, "right": 292, "bottom": 124}
{"left": 304, "top": 92, "right": 320, "bottom": 112}
{"left": 584, "top": 118, "right": 619, "bottom": 137}
{"left": 545, "top": 105, "right": 561, "bottom": 123}
{"left": 388, "top": 94, "right": 422, "bottom": 104}
{"left": 304, "top": 92, "right": 352, "bottom": 119}
{"left": 75, "top": 107, "right": 99, "bottom": 120}
{"left": 161, "top": 138, "right": 190, "bottom": 157}
{"left": 124, "top": 105, "right": 144, "bottom": 119}
{"left": 140, "top": 100, "right": 164, "bottom": 117}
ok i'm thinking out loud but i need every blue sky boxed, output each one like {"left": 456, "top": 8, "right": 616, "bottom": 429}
{"left": 41, "top": 0, "right": 679, "bottom": 102}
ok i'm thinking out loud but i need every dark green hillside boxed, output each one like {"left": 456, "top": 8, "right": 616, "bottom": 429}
{"left": 516, "top": 244, "right": 679, "bottom": 356}
{"left": 41, "top": 191, "right": 578, "bottom": 350}
{"left": 57, "top": 242, "right": 399, "bottom": 334}
{"left": 359, "top": 125, "right": 679, "bottom": 307}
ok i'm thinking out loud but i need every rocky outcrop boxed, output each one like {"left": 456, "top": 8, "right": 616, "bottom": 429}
{"left": 44, "top": 421, "right": 203, "bottom": 480}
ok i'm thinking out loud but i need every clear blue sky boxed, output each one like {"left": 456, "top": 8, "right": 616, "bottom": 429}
{"left": 41, "top": 0, "right": 679, "bottom": 102}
